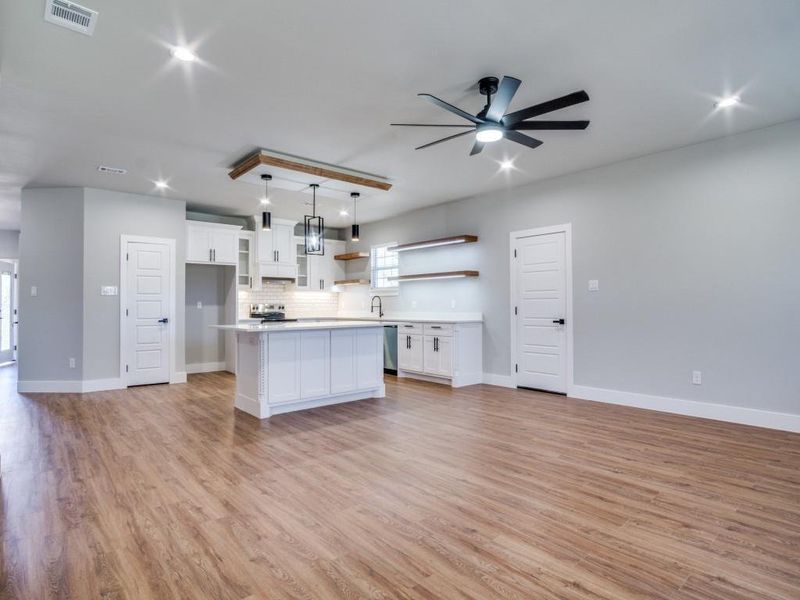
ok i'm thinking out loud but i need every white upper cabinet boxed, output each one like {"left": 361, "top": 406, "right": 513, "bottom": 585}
{"left": 258, "top": 218, "right": 297, "bottom": 279}
{"left": 186, "top": 221, "right": 242, "bottom": 265}
{"left": 296, "top": 238, "right": 346, "bottom": 291}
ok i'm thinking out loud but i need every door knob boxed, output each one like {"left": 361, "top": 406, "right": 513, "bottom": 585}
{"left": 158, "top": 318, "right": 169, "bottom": 323}
{"left": 552, "top": 318, "right": 565, "bottom": 325}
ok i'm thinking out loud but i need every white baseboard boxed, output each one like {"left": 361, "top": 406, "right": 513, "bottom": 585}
{"left": 186, "top": 362, "right": 226, "bottom": 374}
{"left": 482, "top": 373, "right": 515, "bottom": 388}
{"left": 570, "top": 385, "right": 800, "bottom": 433}
{"left": 18, "top": 380, "right": 83, "bottom": 393}
{"left": 171, "top": 371, "right": 187, "bottom": 384}
{"left": 82, "top": 378, "right": 124, "bottom": 393}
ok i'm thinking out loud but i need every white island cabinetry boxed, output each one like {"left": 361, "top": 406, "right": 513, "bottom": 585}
{"left": 220, "top": 321, "right": 385, "bottom": 419}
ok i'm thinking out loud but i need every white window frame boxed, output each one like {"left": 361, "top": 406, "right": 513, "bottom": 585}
{"left": 369, "top": 242, "right": 399, "bottom": 295}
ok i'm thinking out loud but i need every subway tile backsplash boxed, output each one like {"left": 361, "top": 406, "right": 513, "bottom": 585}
{"left": 238, "top": 280, "right": 339, "bottom": 319}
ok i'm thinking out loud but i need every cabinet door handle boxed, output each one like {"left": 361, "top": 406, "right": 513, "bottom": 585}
{"left": 435, "top": 337, "right": 438, "bottom": 352}
{"left": 209, "top": 249, "right": 212, "bottom": 262}
{"left": 431, "top": 325, "right": 441, "bottom": 329}
{"left": 406, "top": 335, "right": 410, "bottom": 349}
{"left": 277, "top": 250, "right": 279, "bottom": 262}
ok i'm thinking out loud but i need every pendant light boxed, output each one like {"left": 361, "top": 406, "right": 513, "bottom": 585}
{"left": 350, "top": 192, "right": 360, "bottom": 241}
{"left": 260, "top": 174, "right": 272, "bottom": 231}
{"left": 304, "top": 183, "right": 324, "bottom": 255}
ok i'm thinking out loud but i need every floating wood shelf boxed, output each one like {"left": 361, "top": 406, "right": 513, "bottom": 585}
{"left": 334, "top": 252, "right": 369, "bottom": 261}
{"left": 389, "top": 235, "right": 478, "bottom": 252}
{"left": 334, "top": 279, "right": 370, "bottom": 286}
{"left": 390, "top": 270, "right": 479, "bottom": 282}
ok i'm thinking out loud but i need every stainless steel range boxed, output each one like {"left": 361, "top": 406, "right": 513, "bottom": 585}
{"left": 249, "top": 304, "right": 297, "bottom": 323}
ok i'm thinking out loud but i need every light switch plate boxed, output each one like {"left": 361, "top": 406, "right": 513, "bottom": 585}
{"left": 30, "top": 286, "right": 38, "bottom": 296}
{"left": 197, "top": 301, "right": 203, "bottom": 309}
{"left": 101, "top": 285, "right": 118, "bottom": 296}
{"left": 588, "top": 279, "right": 599, "bottom": 292}
{"left": 692, "top": 370, "right": 702, "bottom": 385}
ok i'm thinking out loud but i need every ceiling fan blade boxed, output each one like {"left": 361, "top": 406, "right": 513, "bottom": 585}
{"left": 391, "top": 123, "right": 474, "bottom": 127}
{"left": 485, "top": 76, "right": 521, "bottom": 122}
{"left": 419, "top": 93, "right": 485, "bottom": 125}
{"left": 415, "top": 130, "right": 474, "bottom": 150}
{"left": 503, "top": 90, "right": 590, "bottom": 126}
{"left": 469, "top": 140, "right": 485, "bottom": 156}
{"left": 511, "top": 120, "right": 589, "bottom": 130}
{"left": 504, "top": 130, "right": 544, "bottom": 150}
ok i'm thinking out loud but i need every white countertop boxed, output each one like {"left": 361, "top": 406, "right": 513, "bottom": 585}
{"left": 217, "top": 320, "right": 383, "bottom": 333}
{"left": 292, "top": 314, "right": 483, "bottom": 324}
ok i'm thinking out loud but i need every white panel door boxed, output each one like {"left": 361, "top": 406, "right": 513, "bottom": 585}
{"left": 267, "top": 332, "right": 301, "bottom": 404}
{"left": 300, "top": 330, "right": 330, "bottom": 399}
{"left": 356, "top": 328, "right": 383, "bottom": 389}
{"left": 126, "top": 241, "right": 171, "bottom": 386}
{"left": 211, "top": 229, "right": 238, "bottom": 264}
{"left": 330, "top": 329, "right": 357, "bottom": 393}
{"left": 515, "top": 231, "right": 567, "bottom": 393}
{"left": 398, "top": 332, "right": 423, "bottom": 373}
{"left": 0, "top": 261, "right": 15, "bottom": 363}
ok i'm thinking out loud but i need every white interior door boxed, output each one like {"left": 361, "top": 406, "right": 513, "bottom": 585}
{"left": 126, "top": 241, "right": 172, "bottom": 386}
{"left": 515, "top": 231, "right": 567, "bottom": 393}
{"left": 0, "top": 261, "right": 15, "bottom": 363}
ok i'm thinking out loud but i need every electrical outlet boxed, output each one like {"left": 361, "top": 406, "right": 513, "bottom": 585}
{"left": 31, "top": 285, "right": 38, "bottom": 297}
{"left": 69, "top": 357, "right": 76, "bottom": 369}
{"left": 588, "top": 280, "right": 599, "bottom": 292}
{"left": 411, "top": 300, "right": 417, "bottom": 309}
{"left": 451, "top": 299, "right": 456, "bottom": 309}
{"left": 196, "top": 301, "right": 203, "bottom": 309}
{"left": 692, "top": 370, "right": 702, "bottom": 385}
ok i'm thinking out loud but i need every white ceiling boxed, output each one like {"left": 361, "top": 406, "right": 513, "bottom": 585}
{"left": 1, "top": 0, "right": 799, "bottom": 230}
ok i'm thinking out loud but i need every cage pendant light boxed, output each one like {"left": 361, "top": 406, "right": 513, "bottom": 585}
{"left": 260, "top": 174, "right": 272, "bottom": 231}
{"left": 350, "top": 192, "right": 360, "bottom": 241}
{"left": 304, "top": 184, "right": 324, "bottom": 255}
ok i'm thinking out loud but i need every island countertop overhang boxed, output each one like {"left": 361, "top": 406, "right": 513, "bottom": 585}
{"left": 214, "top": 320, "right": 383, "bottom": 333}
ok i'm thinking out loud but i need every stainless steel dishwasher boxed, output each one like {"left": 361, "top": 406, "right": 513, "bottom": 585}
{"left": 383, "top": 325, "right": 398, "bottom": 375}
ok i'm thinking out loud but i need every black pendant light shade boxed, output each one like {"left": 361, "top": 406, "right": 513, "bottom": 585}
{"left": 260, "top": 174, "right": 272, "bottom": 231}
{"left": 350, "top": 192, "right": 360, "bottom": 241}
{"left": 304, "top": 184, "right": 324, "bottom": 255}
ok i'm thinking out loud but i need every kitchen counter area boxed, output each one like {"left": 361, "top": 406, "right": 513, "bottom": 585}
{"left": 219, "top": 320, "right": 385, "bottom": 419}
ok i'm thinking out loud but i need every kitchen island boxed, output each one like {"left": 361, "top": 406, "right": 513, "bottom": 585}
{"left": 216, "top": 321, "right": 385, "bottom": 419}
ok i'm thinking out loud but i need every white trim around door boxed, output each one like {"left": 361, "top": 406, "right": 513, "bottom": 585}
{"left": 509, "top": 223, "right": 574, "bottom": 395}
{"left": 119, "top": 235, "right": 177, "bottom": 387}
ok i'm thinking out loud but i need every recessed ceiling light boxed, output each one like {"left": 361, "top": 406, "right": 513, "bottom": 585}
{"left": 260, "top": 197, "right": 270, "bottom": 205}
{"left": 500, "top": 160, "right": 514, "bottom": 171}
{"left": 715, "top": 96, "right": 740, "bottom": 109}
{"left": 155, "top": 180, "right": 169, "bottom": 189}
{"left": 339, "top": 209, "right": 349, "bottom": 217}
{"left": 476, "top": 126, "right": 504, "bottom": 143}
{"left": 171, "top": 47, "right": 197, "bottom": 62}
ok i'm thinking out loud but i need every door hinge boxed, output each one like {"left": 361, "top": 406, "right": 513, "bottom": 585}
{"left": 126, "top": 252, "right": 129, "bottom": 261}
{"left": 514, "top": 306, "right": 518, "bottom": 315}
{"left": 14, "top": 273, "right": 18, "bottom": 279}
{"left": 125, "top": 364, "right": 129, "bottom": 373}
{"left": 513, "top": 249, "right": 517, "bottom": 258}
{"left": 125, "top": 308, "right": 129, "bottom": 316}
{"left": 515, "top": 364, "right": 518, "bottom": 373}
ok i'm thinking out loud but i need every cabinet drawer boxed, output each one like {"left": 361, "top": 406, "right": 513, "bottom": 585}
{"left": 424, "top": 323, "right": 453, "bottom": 336}
{"left": 398, "top": 322, "right": 422, "bottom": 334}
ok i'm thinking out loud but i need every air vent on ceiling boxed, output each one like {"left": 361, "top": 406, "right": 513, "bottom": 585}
{"left": 44, "top": 0, "right": 98, "bottom": 36}
{"left": 97, "top": 165, "right": 127, "bottom": 175}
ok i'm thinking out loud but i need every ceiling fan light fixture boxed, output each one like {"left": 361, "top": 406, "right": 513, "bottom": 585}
{"left": 476, "top": 126, "right": 504, "bottom": 143}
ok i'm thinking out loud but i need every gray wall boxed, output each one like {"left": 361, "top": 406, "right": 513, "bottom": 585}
{"left": 82, "top": 188, "right": 186, "bottom": 380}
{"left": 18, "top": 188, "right": 85, "bottom": 381}
{"left": 185, "top": 263, "right": 227, "bottom": 366}
{"left": 344, "top": 120, "right": 800, "bottom": 414}
{"left": 0, "top": 230, "right": 20, "bottom": 259}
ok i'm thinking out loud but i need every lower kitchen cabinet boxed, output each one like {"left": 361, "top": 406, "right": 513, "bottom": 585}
{"left": 396, "top": 321, "right": 482, "bottom": 387}
{"left": 300, "top": 330, "right": 330, "bottom": 399}
{"left": 267, "top": 332, "right": 302, "bottom": 404}
{"left": 331, "top": 328, "right": 383, "bottom": 393}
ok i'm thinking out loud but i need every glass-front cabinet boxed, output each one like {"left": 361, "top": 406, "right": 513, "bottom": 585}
{"left": 238, "top": 232, "right": 258, "bottom": 290}
{"left": 295, "top": 239, "right": 310, "bottom": 290}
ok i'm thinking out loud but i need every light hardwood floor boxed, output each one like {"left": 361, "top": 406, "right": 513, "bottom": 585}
{"left": 1, "top": 364, "right": 799, "bottom": 599}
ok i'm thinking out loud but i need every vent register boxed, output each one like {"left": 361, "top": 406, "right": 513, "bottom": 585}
{"left": 44, "top": 0, "right": 98, "bottom": 36}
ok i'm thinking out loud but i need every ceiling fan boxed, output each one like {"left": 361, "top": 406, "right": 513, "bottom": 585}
{"left": 391, "top": 76, "right": 590, "bottom": 155}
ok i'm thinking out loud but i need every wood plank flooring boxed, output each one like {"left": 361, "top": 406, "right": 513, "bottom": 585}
{"left": 1, "top": 364, "right": 799, "bottom": 599}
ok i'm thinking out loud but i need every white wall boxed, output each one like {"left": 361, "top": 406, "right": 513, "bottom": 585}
{"left": 18, "top": 187, "right": 186, "bottom": 388}
{"left": 0, "top": 230, "right": 19, "bottom": 259}
{"left": 82, "top": 188, "right": 186, "bottom": 381}
{"left": 343, "top": 120, "right": 800, "bottom": 416}
{"left": 18, "top": 188, "right": 85, "bottom": 382}
{"left": 185, "top": 263, "right": 228, "bottom": 368}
